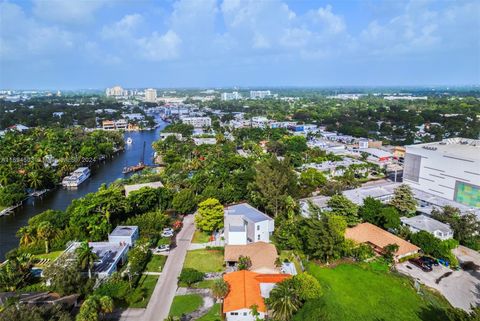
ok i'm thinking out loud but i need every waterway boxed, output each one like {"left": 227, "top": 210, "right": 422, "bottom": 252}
{"left": 0, "top": 117, "right": 168, "bottom": 259}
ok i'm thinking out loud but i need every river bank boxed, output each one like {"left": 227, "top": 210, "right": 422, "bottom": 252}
{"left": 0, "top": 117, "right": 168, "bottom": 259}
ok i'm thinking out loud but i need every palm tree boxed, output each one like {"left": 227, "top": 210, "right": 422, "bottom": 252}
{"left": 76, "top": 241, "right": 98, "bottom": 279}
{"left": 212, "top": 279, "right": 229, "bottom": 320}
{"left": 99, "top": 295, "right": 114, "bottom": 319}
{"left": 27, "top": 170, "right": 42, "bottom": 190}
{"left": 37, "top": 221, "right": 56, "bottom": 254}
{"left": 267, "top": 281, "right": 301, "bottom": 321}
{"left": 17, "top": 226, "right": 35, "bottom": 247}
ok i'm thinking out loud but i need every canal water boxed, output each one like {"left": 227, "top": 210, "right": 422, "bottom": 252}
{"left": 0, "top": 117, "right": 168, "bottom": 259}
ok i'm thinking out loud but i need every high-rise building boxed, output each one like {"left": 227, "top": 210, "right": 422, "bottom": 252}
{"left": 105, "top": 86, "right": 125, "bottom": 97}
{"left": 221, "top": 91, "right": 241, "bottom": 101}
{"left": 403, "top": 138, "right": 480, "bottom": 207}
{"left": 250, "top": 90, "right": 271, "bottom": 99}
{"left": 144, "top": 88, "right": 157, "bottom": 103}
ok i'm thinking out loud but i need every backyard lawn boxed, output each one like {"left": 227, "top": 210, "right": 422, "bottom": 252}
{"left": 294, "top": 263, "right": 454, "bottom": 321}
{"left": 184, "top": 249, "right": 224, "bottom": 273}
{"left": 33, "top": 250, "right": 64, "bottom": 264}
{"left": 127, "top": 275, "right": 159, "bottom": 308}
{"left": 197, "top": 303, "right": 221, "bottom": 321}
{"left": 192, "top": 230, "right": 212, "bottom": 243}
{"left": 169, "top": 294, "right": 203, "bottom": 317}
{"left": 146, "top": 255, "right": 167, "bottom": 272}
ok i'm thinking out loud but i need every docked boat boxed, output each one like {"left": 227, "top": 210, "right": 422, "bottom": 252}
{"left": 126, "top": 137, "right": 133, "bottom": 145}
{"left": 62, "top": 167, "right": 91, "bottom": 187}
{"left": 122, "top": 162, "right": 145, "bottom": 174}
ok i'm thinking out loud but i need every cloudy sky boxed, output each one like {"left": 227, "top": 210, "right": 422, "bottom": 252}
{"left": 0, "top": 0, "right": 479, "bottom": 89}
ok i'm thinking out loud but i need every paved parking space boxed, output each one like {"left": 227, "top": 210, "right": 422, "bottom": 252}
{"left": 397, "top": 260, "right": 480, "bottom": 311}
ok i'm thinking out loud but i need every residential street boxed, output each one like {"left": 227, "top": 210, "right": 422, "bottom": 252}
{"left": 119, "top": 214, "right": 195, "bottom": 321}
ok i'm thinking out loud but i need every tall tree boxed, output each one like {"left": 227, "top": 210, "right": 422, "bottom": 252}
{"left": 37, "top": 221, "right": 56, "bottom": 254}
{"left": 195, "top": 198, "right": 224, "bottom": 233}
{"left": 267, "top": 280, "right": 301, "bottom": 321}
{"left": 76, "top": 242, "right": 98, "bottom": 279}
{"left": 389, "top": 184, "right": 417, "bottom": 216}
{"left": 327, "top": 194, "right": 360, "bottom": 226}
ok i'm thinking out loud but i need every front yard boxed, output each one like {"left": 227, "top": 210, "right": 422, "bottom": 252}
{"left": 145, "top": 255, "right": 167, "bottom": 272}
{"left": 169, "top": 294, "right": 203, "bottom": 317}
{"left": 127, "top": 274, "right": 159, "bottom": 308}
{"left": 197, "top": 303, "right": 221, "bottom": 321}
{"left": 184, "top": 249, "right": 224, "bottom": 273}
{"left": 192, "top": 230, "right": 212, "bottom": 243}
{"left": 294, "top": 262, "right": 455, "bottom": 321}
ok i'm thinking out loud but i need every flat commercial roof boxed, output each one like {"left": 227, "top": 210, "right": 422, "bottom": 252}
{"left": 225, "top": 203, "right": 273, "bottom": 223}
{"left": 407, "top": 138, "right": 480, "bottom": 161}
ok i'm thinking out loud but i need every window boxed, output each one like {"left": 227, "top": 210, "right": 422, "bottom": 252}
{"left": 243, "top": 312, "right": 247, "bottom": 316}
{"left": 230, "top": 312, "right": 238, "bottom": 316}
{"left": 257, "top": 234, "right": 260, "bottom": 240}
{"left": 257, "top": 225, "right": 260, "bottom": 231}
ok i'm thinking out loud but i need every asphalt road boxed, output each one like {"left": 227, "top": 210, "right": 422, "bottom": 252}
{"left": 121, "top": 214, "right": 195, "bottom": 321}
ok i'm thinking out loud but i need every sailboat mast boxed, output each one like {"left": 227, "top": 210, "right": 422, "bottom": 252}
{"left": 141, "top": 141, "right": 146, "bottom": 164}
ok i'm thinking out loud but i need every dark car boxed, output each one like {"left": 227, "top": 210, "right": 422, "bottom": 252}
{"left": 419, "top": 256, "right": 439, "bottom": 267}
{"left": 408, "top": 258, "right": 433, "bottom": 272}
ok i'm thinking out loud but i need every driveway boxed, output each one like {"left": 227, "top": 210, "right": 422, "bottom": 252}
{"left": 396, "top": 259, "right": 480, "bottom": 311}
{"left": 119, "top": 214, "right": 195, "bottom": 321}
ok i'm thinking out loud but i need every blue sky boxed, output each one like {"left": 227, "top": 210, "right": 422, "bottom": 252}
{"left": 0, "top": 0, "right": 479, "bottom": 89}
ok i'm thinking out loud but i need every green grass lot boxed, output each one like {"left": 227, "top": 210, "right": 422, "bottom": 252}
{"left": 146, "top": 255, "right": 167, "bottom": 272}
{"left": 127, "top": 275, "right": 159, "bottom": 308}
{"left": 33, "top": 250, "right": 64, "bottom": 265}
{"left": 197, "top": 303, "right": 221, "bottom": 321}
{"left": 192, "top": 230, "right": 212, "bottom": 243}
{"left": 295, "top": 263, "right": 453, "bottom": 321}
{"left": 184, "top": 249, "right": 224, "bottom": 273}
{"left": 169, "top": 294, "right": 203, "bottom": 317}
{"left": 179, "top": 278, "right": 216, "bottom": 289}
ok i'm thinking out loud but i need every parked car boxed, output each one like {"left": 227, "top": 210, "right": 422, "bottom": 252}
{"left": 419, "top": 256, "right": 439, "bottom": 267}
{"left": 163, "top": 227, "right": 174, "bottom": 233}
{"left": 438, "top": 258, "right": 450, "bottom": 267}
{"left": 153, "top": 244, "right": 170, "bottom": 253}
{"left": 408, "top": 258, "right": 433, "bottom": 272}
{"left": 161, "top": 231, "right": 174, "bottom": 238}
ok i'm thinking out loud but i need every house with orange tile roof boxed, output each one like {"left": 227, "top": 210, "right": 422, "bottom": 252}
{"left": 345, "top": 222, "right": 420, "bottom": 261}
{"left": 223, "top": 270, "right": 290, "bottom": 321}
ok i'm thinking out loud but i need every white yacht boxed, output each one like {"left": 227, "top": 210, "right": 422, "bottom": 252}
{"left": 126, "top": 137, "right": 133, "bottom": 145}
{"left": 62, "top": 167, "right": 91, "bottom": 187}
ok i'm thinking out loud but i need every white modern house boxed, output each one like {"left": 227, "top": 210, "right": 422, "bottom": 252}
{"left": 224, "top": 203, "right": 274, "bottom": 245}
{"left": 401, "top": 215, "right": 454, "bottom": 240}
{"left": 108, "top": 225, "right": 139, "bottom": 247}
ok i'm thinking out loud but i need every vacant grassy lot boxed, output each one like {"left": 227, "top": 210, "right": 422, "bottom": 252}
{"left": 197, "top": 303, "right": 221, "bottom": 321}
{"left": 169, "top": 294, "right": 203, "bottom": 317}
{"left": 184, "top": 249, "right": 224, "bottom": 273}
{"left": 192, "top": 230, "right": 212, "bottom": 243}
{"left": 127, "top": 275, "right": 159, "bottom": 308}
{"left": 146, "top": 255, "right": 167, "bottom": 272}
{"left": 294, "top": 263, "right": 453, "bottom": 321}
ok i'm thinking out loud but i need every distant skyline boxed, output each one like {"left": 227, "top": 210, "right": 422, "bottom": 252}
{"left": 0, "top": 0, "right": 479, "bottom": 89}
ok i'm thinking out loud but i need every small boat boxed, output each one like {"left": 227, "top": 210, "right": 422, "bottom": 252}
{"left": 126, "top": 137, "right": 133, "bottom": 145}
{"left": 122, "top": 163, "right": 146, "bottom": 174}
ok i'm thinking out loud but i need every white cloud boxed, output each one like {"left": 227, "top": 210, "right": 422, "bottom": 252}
{"left": 137, "top": 30, "right": 181, "bottom": 61}
{"left": 101, "top": 13, "right": 143, "bottom": 39}
{"left": 307, "top": 5, "right": 346, "bottom": 35}
{"left": 0, "top": 2, "right": 74, "bottom": 60}
{"left": 32, "top": 0, "right": 108, "bottom": 25}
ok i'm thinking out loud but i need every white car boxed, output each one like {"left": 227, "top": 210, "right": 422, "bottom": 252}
{"left": 153, "top": 245, "right": 170, "bottom": 253}
{"left": 161, "top": 231, "right": 174, "bottom": 238}
{"left": 163, "top": 227, "right": 174, "bottom": 234}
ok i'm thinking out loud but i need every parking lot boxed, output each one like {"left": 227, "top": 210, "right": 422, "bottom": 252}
{"left": 396, "top": 254, "right": 480, "bottom": 311}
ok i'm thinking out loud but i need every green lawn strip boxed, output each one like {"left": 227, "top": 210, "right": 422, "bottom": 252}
{"left": 192, "top": 230, "right": 212, "bottom": 243}
{"left": 298, "top": 263, "right": 452, "bottom": 321}
{"left": 197, "top": 303, "right": 221, "bottom": 321}
{"left": 169, "top": 294, "right": 203, "bottom": 317}
{"left": 178, "top": 279, "right": 216, "bottom": 289}
{"left": 146, "top": 255, "right": 167, "bottom": 272}
{"left": 127, "top": 274, "right": 159, "bottom": 308}
{"left": 184, "top": 249, "right": 224, "bottom": 273}
{"left": 32, "top": 250, "right": 64, "bottom": 264}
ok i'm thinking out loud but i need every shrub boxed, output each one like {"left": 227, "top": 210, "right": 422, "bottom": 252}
{"left": 178, "top": 268, "right": 205, "bottom": 286}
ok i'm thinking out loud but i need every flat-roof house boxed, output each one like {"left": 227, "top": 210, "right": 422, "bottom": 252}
{"left": 224, "top": 203, "right": 274, "bottom": 245}
{"left": 108, "top": 225, "right": 139, "bottom": 246}
{"left": 223, "top": 271, "right": 290, "bottom": 321}
{"left": 224, "top": 242, "right": 279, "bottom": 274}
{"left": 400, "top": 215, "right": 453, "bottom": 240}
{"left": 345, "top": 223, "right": 419, "bottom": 261}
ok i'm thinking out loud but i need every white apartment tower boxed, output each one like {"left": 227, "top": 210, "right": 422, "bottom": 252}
{"left": 403, "top": 138, "right": 480, "bottom": 208}
{"left": 144, "top": 88, "right": 157, "bottom": 103}
{"left": 106, "top": 86, "right": 125, "bottom": 97}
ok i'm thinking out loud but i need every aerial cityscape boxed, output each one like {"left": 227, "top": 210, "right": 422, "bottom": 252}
{"left": 0, "top": 1, "right": 479, "bottom": 321}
